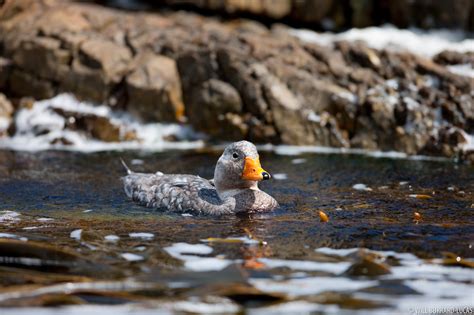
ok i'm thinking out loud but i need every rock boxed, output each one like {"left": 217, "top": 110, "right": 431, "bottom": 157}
{"left": 186, "top": 78, "right": 244, "bottom": 139}
{"left": 0, "top": 0, "right": 473, "bottom": 162}
{"left": 12, "top": 37, "right": 71, "bottom": 81}
{"left": 344, "top": 252, "right": 391, "bottom": 276}
{"left": 0, "top": 57, "right": 12, "bottom": 90}
{"left": 52, "top": 108, "right": 137, "bottom": 143}
{"left": 9, "top": 69, "right": 55, "bottom": 99}
{"left": 415, "top": 56, "right": 472, "bottom": 93}
{"left": 61, "top": 60, "right": 110, "bottom": 103}
{"left": 126, "top": 52, "right": 184, "bottom": 122}
{"left": 361, "top": 282, "right": 421, "bottom": 295}
{"left": 59, "top": 37, "right": 133, "bottom": 103}
{"left": 350, "top": 116, "right": 379, "bottom": 150}
{"left": 79, "top": 38, "right": 131, "bottom": 83}
{"left": 434, "top": 50, "right": 474, "bottom": 67}
{"left": 0, "top": 93, "right": 13, "bottom": 136}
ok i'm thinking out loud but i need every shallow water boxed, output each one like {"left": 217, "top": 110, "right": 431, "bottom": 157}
{"left": 0, "top": 149, "right": 473, "bottom": 314}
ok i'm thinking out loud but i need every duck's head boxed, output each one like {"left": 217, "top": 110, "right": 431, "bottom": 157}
{"left": 214, "top": 141, "right": 271, "bottom": 198}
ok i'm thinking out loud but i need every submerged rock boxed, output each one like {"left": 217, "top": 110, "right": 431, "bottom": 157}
{"left": 344, "top": 250, "right": 391, "bottom": 276}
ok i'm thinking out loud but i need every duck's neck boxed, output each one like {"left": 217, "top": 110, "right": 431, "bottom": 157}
{"left": 214, "top": 179, "right": 259, "bottom": 200}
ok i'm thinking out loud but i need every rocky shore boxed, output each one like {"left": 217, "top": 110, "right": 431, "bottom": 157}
{"left": 0, "top": 0, "right": 473, "bottom": 161}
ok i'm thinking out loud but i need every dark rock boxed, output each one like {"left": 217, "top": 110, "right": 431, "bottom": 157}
{"left": 0, "top": 57, "right": 12, "bottom": 90}
{"left": 13, "top": 37, "right": 71, "bottom": 81}
{"left": 361, "top": 281, "right": 421, "bottom": 295}
{"left": 9, "top": 69, "right": 55, "bottom": 99}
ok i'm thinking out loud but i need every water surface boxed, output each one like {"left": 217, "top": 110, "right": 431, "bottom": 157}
{"left": 0, "top": 149, "right": 473, "bottom": 314}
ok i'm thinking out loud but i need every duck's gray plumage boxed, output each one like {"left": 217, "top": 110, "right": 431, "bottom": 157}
{"left": 122, "top": 141, "right": 278, "bottom": 215}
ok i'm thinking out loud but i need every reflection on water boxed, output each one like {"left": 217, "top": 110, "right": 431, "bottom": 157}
{"left": 0, "top": 149, "right": 473, "bottom": 313}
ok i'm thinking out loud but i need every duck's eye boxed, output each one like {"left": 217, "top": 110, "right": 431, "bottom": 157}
{"left": 232, "top": 152, "right": 239, "bottom": 159}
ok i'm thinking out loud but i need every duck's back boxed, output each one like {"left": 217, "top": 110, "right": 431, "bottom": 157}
{"left": 122, "top": 173, "right": 235, "bottom": 215}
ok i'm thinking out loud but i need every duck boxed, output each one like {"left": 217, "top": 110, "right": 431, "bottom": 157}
{"left": 121, "top": 141, "right": 278, "bottom": 215}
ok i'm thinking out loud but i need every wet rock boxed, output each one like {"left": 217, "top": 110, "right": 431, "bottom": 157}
{"left": 0, "top": 266, "right": 91, "bottom": 288}
{"left": 0, "top": 293, "right": 86, "bottom": 307}
{"left": 202, "top": 283, "right": 285, "bottom": 306}
{"left": 440, "top": 252, "right": 474, "bottom": 269}
{"left": 126, "top": 52, "right": 184, "bottom": 122}
{"left": 360, "top": 281, "right": 421, "bottom": 295}
{"left": 344, "top": 251, "right": 391, "bottom": 276}
{"left": 0, "top": 238, "right": 123, "bottom": 278}
{"left": 310, "top": 291, "right": 388, "bottom": 309}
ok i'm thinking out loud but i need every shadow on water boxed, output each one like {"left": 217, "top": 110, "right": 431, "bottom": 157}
{"left": 0, "top": 149, "right": 473, "bottom": 312}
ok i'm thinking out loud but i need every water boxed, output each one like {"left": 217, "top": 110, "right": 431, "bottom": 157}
{"left": 0, "top": 149, "right": 473, "bottom": 314}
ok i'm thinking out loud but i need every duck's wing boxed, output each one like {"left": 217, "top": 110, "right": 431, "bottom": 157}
{"left": 122, "top": 173, "right": 236, "bottom": 215}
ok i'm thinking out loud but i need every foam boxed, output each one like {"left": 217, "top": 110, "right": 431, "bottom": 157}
{"left": 1, "top": 94, "right": 204, "bottom": 152}
{"left": 129, "top": 232, "right": 154, "bottom": 240}
{"left": 447, "top": 64, "right": 474, "bottom": 78}
{"left": 290, "top": 25, "right": 474, "bottom": 57}
{"left": 0, "top": 210, "right": 21, "bottom": 223}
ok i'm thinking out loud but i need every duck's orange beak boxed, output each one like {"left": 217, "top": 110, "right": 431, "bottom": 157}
{"left": 241, "top": 156, "right": 271, "bottom": 181}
